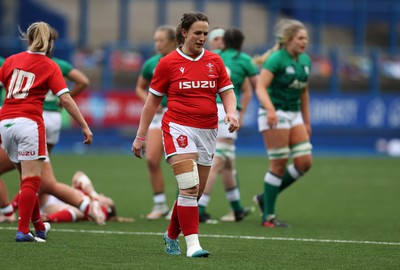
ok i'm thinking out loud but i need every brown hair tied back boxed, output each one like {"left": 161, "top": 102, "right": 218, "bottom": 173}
{"left": 176, "top": 12, "right": 209, "bottom": 45}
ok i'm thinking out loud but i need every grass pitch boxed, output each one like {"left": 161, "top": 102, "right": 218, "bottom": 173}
{"left": 0, "top": 154, "right": 399, "bottom": 269}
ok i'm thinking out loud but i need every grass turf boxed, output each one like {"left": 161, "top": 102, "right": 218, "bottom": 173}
{"left": 0, "top": 154, "right": 399, "bottom": 269}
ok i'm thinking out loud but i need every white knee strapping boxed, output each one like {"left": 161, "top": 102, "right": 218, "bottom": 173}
{"left": 215, "top": 142, "right": 236, "bottom": 162}
{"left": 291, "top": 142, "right": 313, "bottom": 158}
{"left": 172, "top": 159, "right": 199, "bottom": 189}
{"left": 268, "top": 147, "right": 290, "bottom": 160}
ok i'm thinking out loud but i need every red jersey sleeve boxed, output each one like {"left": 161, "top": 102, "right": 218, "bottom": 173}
{"left": 0, "top": 62, "right": 5, "bottom": 88}
{"left": 49, "top": 63, "right": 69, "bottom": 97}
{"left": 149, "top": 58, "right": 169, "bottom": 97}
{"left": 215, "top": 56, "right": 234, "bottom": 93}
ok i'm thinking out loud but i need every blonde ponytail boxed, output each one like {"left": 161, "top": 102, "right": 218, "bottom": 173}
{"left": 253, "top": 43, "right": 281, "bottom": 65}
{"left": 20, "top": 22, "right": 52, "bottom": 53}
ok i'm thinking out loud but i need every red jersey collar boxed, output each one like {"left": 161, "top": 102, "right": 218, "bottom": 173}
{"left": 176, "top": 47, "right": 205, "bottom": 61}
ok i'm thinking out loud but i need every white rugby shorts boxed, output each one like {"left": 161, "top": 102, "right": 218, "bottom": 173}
{"left": 162, "top": 121, "right": 217, "bottom": 166}
{"left": 0, "top": 117, "right": 47, "bottom": 163}
{"left": 258, "top": 108, "right": 304, "bottom": 132}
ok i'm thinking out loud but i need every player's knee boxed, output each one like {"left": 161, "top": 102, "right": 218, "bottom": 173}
{"left": 291, "top": 142, "right": 313, "bottom": 172}
{"left": 171, "top": 159, "right": 199, "bottom": 190}
{"left": 296, "top": 157, "right": 313, "bottom": 173}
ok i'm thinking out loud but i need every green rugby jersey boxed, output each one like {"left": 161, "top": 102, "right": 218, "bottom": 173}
{"left": 262, "top": 48, "right": 311, "bottom": 111}
{"left": 141, "top": 54, "right": 167, "bottom": 107}
{"left": 215, "top": 48, "right": 258, "bottom": 110}
{"left": 43, "top": 57, "right": 73, "bottom": 111}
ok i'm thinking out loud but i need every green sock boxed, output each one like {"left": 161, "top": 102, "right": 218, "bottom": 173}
{"left": 262, "top": 173, "right": 282, "bottom": 222}
{"left": 230, "top": 200, "right": 243, "bottom": 212}
{"left": 232, "top": 169, "right": 243, "bottom": 212}
{"left": 226, "top": 187, "right": 243, "bottom": 212}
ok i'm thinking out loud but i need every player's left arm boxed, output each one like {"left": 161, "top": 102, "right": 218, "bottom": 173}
{"left": 66, "top": 68, "right": 90, "bottom": 97}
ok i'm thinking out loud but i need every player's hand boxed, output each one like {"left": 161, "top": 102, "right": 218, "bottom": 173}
{"left": 224, "top": 113, "right": 240, "bottom": 133}
{"left": 82, "top": 126, "right": 93, "bottom": 144}
{"left": 267, "top": 109, "right": 278, "bottom": 129}
{"left": 132, "top": 137, "right": 146, "bottom": 159}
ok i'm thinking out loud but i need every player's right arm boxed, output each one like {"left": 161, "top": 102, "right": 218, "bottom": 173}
{"left": 59, "top": 93, "right": 92, "bottom": 144}
{"left": 255, "top": 68, "right": 277, "bottom": 128}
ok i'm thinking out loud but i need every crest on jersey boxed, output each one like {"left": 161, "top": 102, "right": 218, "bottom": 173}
{"left": 285, "top": 66, "right": 295, "bottom": 74}
{"left": 207, "top": 63, "right": 214, "bottom": 72}
{"left": 176, "top": 135, "right": 188, "bottom": 148}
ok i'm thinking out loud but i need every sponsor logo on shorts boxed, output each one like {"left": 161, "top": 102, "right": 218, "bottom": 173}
{"left": 18, "top": 151, "right": 36, "bottom": 156}
{"left": 176, "top": 135, "right": 188, "bottom": 148}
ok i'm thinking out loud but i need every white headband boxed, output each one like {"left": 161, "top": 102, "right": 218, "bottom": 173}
{"left": 208, "top": 28, "right": 225, "bottom": 42}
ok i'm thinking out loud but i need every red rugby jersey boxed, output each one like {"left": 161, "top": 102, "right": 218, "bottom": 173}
{"left": 149, "top": 48, "right": 233, "bottom": 129}
{"left": 0, "top": 51, "right": 69, "bottom": 123}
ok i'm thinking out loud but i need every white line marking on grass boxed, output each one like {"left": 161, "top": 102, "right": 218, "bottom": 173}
{"left": 1, "top": 226, "right": 399, "bottom": 246}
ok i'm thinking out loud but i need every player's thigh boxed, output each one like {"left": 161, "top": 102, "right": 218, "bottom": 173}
{"left": 262, "top": 128, "right": 291, "bottom": 149}
{"left": 289, "top": 124, "right": 310, "bottom": 145}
